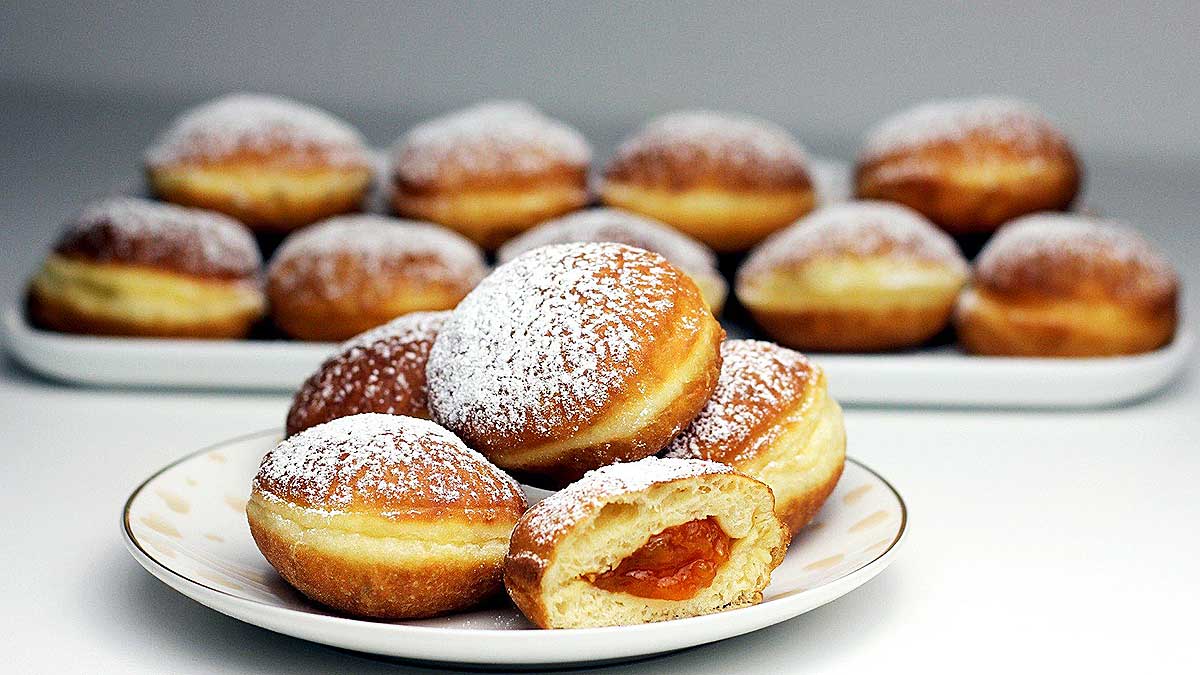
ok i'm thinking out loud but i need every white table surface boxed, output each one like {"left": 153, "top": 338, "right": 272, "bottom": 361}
{"left": 1, "top": 85, "right": 1197, "bottom": 674}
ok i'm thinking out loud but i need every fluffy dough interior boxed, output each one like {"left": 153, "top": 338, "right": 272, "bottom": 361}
{"left": 536, "top": 475, "right": 784, "bottom": 628}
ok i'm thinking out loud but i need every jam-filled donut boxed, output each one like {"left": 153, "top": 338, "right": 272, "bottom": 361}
{"left": 736, "top": 201, "right": 969, "bottom": 351}
{"left": 600, "top": 110, "right": 815, "bottom": 252}
{"left": 497, "top": 208, "right": 728, "bottom": 313}
{"left": 504, "top": 457, "right": 787, "bottom": 628}
{"left": 246, "top": 413, "right": 527, "bottom": 619}
{"left": 286, "top": 311, "right": 448, "bottom": 436}
{"left": 955, "top": 213, "right": 1178, "bottom": 357}
{"left": 426, "top": 242, "right": 724, "bottom": 487}
{"left": 855, "top": 97, "right": 1082, "bottom": 237}
{"left": 145, "top": 93, "right": 373, "bottom": 232}
{"left": 390, "top": 101, "right": 591, "bottom": 249}
{"left": 666, "top": 340, "right": 845, "bottom": 535}
{"left": 266, "top": 214, "right": 486, "bottom": 341}
{"left": 28, "top": 197, "right": 265, "bottom": 338}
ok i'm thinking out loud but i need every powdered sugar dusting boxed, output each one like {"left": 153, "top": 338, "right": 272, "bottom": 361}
{"left": 607, "top": 110, "right": 809, "bottom": 182}
{"left": 254, "top": 413, "right": 525, "bottom": 517}
{"left": 497, "top": 208, "right": 718, "bottom": 276}
{"left": 146, "top": 92, "right": 369, "bottom": 167}
{"left": 267, "top": 215, "right": 487, "bottom": 300}
{"left": 976, "top": 212, "right": 1177, "bottom": 297}
{"left": 427, "top": 242, "right": 685, "bottom": 442}
{"left": 57, "top": 196, "right": 260, "bottom": 277}
{"left": 861, "top": 96, "right": 1065, "bottom": 160}
{"left": 519, "top": 457, "right": 732, "bottom": 547}
{"left": 666, "top": 340, "right": 817, "bottom": 464}
{"left": 391, "top": 100, "right": 591, "bottom": 185}
{"left": 740, "top": 201, "right": 968, "bottom": 277}
{"left": 286, "top": 312, "right": 448, "bottom": 435}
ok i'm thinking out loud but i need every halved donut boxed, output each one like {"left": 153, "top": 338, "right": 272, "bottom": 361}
{"left": 504, "top": 457, "right": 787, "bottom": 628}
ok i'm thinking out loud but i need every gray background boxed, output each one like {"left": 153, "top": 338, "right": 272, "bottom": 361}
{"left": 3, "top": 1, "right": 1199, "bottom": 160}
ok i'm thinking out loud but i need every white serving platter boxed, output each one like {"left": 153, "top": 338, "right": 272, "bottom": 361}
{"left": 5, "top": 302, "right": 1191, "bottom": 407}
{"left": 122, "top": 430, "right": 907, "bottom": 669}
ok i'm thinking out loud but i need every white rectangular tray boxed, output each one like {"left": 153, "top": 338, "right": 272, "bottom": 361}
{"left": 4, "top": 303, "right": 1191, "bottom": 407}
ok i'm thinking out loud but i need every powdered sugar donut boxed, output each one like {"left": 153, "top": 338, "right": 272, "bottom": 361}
{"left": 600, "top": 110, "right": 815, "bottom": 251}
{"left": 426, "top": 242, "right": 724, "bottom": 486}
{"left": 146, "top": 93, "right": 373, "bottom": 232}
{"left": 246, "top": 413, "right": 527, "bottom": 619}
{"left": 666, "top": 340, "right": 845, "bottom": 534}
{"left": 267, "top": 214, "right": 486, "bottom": 341}
{"left": 737, "top": 201, "right": 969, "bottom": 351}
{"left": 504, "top": 456, "right": 786, "bottom": 628}
{"left": 497, "top": 208, "right": 727, "bottom": 313}
{"left": 955, "top": 213, "right": 1178, "bottom": 356}
{"left": 286, "top": 311, "right": 448, "bottom": 435}
{"left": 855, "top": 97, "right": 1081, "bottom": 236}
{"left": 390, "top": 101, "right": 591, "bottom": 249}
{"left": 28, "top": 196, "right": 265, "bottom": 338}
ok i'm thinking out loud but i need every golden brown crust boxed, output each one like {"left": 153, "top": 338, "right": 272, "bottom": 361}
{"left": 747, "top": 302, "right": 956, "bottom": 352}
{"left": 285, "top": 312, "right": 447, "bottom": 436}
{"left": 266, "top": 217, "right": 486, "bottom": 342}
{"left": 247, "top": 512, "right": 505, "bottom": 619}
{"left": 54, "top": 197, "right": 261, "bottom": 280}
{"left": 28, "top": 281, "right": 261, "bottom": 339}
{"left": 854, "top": 132, "right": 1081, "bottom": 234}
{"left": 955, "top": 214, "right": 1179, "bottom": 356}
{"left": 955, "top": 287, "right": 1178, "bottom": 357}
{"left": 972, "top": 217, "right": 1178, "bottom": 311}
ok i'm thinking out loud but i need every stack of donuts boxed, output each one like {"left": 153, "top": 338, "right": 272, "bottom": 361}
{"left": 27, "top": 92, "right": 1179, "bottom": 357}
{"left": 252, "top": 240, "right": 846, "bottom": 627}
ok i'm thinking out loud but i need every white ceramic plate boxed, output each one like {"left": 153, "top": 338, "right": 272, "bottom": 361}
{"left": 10, "top": 304, "right": 1191, "bottom": 407}
{"left": 121, "top": 430, "right": 907, "bottom": 668}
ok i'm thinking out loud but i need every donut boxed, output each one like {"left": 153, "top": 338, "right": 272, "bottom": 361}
{"left": 665, "top": 340, "right": 846, "bottom": 535}
{"left": 28, "top": 197, "right": 265, "bottom": 338}
{"left": 246, "top": 413, "right": 527, "bottom": 619}
{"left": 955, "top": 213, "right": 1178, "bottom": 357}
{"left": 145, "top": 93, "right": 373, "bottom": 232}
{"left": 285, "top": 311, "right": 448, "bottom": 436}
{"left": 736, "top": 201, "right": 969, "bottom": 351}
{"left": 855, "top": 97, "right": 1081, "bottom": 237}
{"left": 504, "top": 457, "right": 787, "bottom": 628}
{"left": 426, "top": 242, "right": 724, "bottom": 487}
{"left": 266, "top": 214, "right": 487, "bottom": 341}
{"left": 599, "top": 110, "right": 815, "bottom": 252}
{"left": 496, "top": 208, "right": 728, "bottom": 313}
{"left": 390, "top": 101, "right": 591, "bottom": 249}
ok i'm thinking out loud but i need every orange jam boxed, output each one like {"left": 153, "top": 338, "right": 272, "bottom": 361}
{"left": 586, "top": 517, "right": 732, "bottom": 601}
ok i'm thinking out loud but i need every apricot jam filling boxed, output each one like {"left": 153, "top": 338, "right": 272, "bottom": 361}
{"left": 585, "top": 517, "right": 732, "bottom": 601}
